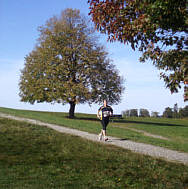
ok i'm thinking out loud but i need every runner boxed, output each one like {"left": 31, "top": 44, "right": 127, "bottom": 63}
{"left": 97, "top": 99, "right": 113, "bottom": 141}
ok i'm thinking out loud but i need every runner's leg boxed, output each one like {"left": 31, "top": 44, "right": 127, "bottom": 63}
{"left": 102, "top": 118, "right": 109, "bottom": 140}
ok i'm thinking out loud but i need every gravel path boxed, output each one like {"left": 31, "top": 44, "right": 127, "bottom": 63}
{"left": 0, "top": 112, "right": 188, "bottom": 165}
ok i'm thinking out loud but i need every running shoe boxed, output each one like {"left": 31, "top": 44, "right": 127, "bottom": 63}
{"left": 98, "top": 133, "right": 102, "bottom": 141}
{"left": 104, "top": 137, "right": 108, "bottom": 141}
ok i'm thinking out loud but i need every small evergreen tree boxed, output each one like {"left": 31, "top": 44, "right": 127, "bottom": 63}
{"left": 179, "top": 106, "right": 188, "bottom": 118}
{"left": 151, "top": 111, "right": 159, "bottom": 118}
{"left": 139, "top": 109, "right": 150, "bottom": 117}
{"left": 130, "top": 109, "right": 138, "bottom": 117}
{"left": 163, "top": 107, "right": 173, "bottom": 118}
{"left": 122, "top": 110, "right": 130, "bottom": 117}
{"left": 173, "top": 103, "right": 178, "bottom": 118}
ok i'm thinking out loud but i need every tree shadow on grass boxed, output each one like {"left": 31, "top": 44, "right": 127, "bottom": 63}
{"left": 112, "top": 119, "right": 187, "bottom": 127}
{"left": 105, "top": 138, "right": 129, "bottom": 143}
{"left": 112, "top": 138, "right": 128, "bottom": 141}
{"left": 71, "top": 117, "right": 99, "bottom": 121}
{"left": 73, "top": 117, "right": 187, "bottom": 127}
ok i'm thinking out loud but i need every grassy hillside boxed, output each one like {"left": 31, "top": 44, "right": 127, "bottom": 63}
{"left": 0, "top": 117, "right": 188, "bottom": 188}
{"left": 0, "top": 107, "right": 188, "bottom": 153}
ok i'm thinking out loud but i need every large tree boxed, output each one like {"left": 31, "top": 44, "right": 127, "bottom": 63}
{"left": 88, "top": 0, "right": 188, "bottom": 101}
{"left": 19, "top": 9, "right": 124, "bottom": 118}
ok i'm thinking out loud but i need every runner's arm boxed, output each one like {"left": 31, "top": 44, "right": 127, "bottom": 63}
{"left": 110, "top": 107, "right": 113, "bottom": 117}
{"left": 97, "top": 108, "right": 101, "bottom": 119}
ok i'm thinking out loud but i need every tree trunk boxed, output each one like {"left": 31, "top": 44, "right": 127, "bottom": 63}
{"left": 69, "top": 101, "right": 76, "bottom": 118}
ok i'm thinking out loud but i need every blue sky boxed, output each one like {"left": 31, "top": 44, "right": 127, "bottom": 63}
{"left": 0, "top": 0, "right": 187, "bottom": 115}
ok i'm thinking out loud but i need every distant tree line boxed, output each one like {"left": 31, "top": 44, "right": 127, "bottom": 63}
{"left": 122, "top": 109, "right": 153, "bottom": 118}
{"left": 122, "top": 104, "right": 188, "bottom": 118}
{"left": 162, "top": 104, "right": 188, "bottom": 118}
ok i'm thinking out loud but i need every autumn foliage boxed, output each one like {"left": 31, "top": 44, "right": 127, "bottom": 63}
{"left": 88, "top": 0, "right": 188, "bottom": 101}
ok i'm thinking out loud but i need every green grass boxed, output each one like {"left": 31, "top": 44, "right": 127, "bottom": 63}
{"left": 0, "top": 107, "right": 188, "bottom": 153}
{"left": 0, "top": 117, "right": 188, "bottom": 188}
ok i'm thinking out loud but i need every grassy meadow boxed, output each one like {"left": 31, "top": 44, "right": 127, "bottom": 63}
{"left": 0, "top": 107, "right": 188, "bottom": 153}
{"left": 0, "top": 117, "right": 188, "bottom": 188}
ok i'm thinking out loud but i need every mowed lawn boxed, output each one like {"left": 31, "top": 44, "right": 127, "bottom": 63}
{"left": 0, "top": 117, "right": 188, "bottom": 189}
{"left": 0, "top": 107, "right": 188, "bottom": 153}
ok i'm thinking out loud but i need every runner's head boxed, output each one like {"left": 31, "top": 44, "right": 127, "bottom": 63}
{"left": 103, "top": 99, "right": 107, "bottom": 107}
